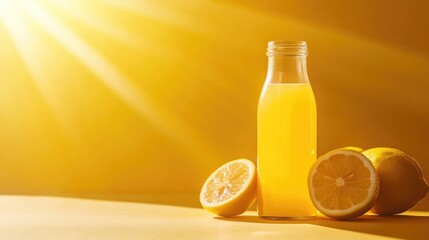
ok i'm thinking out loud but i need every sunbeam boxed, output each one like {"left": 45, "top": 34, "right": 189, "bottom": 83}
{"left": 44, "top": 0, "right": 185, "bottom": 74}
{"left": 19, "top": 0, "right": 178, "bottom": 142}
{"left": 47, "top": 0, "right": 145, "bottom": 52}
{"left": 0, "top": 1, "right": 79, "bottom": 141}
{"left": 17, "top": 0, "right": 221, "bottom": 164}
{"left": 102, "top": 0, "right": 199, "bottom": 34}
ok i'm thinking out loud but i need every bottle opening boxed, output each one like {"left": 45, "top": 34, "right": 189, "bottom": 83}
{"left": 267, "top": 40, "right": 308, "bottom": 56}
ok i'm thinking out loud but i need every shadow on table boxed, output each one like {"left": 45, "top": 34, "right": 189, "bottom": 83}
{"left": 215, "top": 213, "right": 429, "bottom": 240}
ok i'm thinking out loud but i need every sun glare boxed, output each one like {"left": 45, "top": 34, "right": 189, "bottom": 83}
{"left": 0, "top": 0, "right": 14, "bottom": 16}
{"left": 0, "top": 0, "right": 220, "bottom": 163}
{"left": 0, "top": 0, "right": 82, "bottom": 141}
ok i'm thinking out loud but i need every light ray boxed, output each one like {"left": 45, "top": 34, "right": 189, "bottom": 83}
{"left": 47, "top": 0, "right": 144, "bottom": 51}
{"left": 18, "top": 0, "right": 221, "bottom": 161}
{"left": 92, "top": 0, "right": 248, "bottom": 113}
{"left": 100, "top": 0, "right": 258, "bottom": 104}
{"left": 45, "top": 0, "right": 184, "bottom": 69}
{"left": 102, "top": 0, "right": 199, "bottom": 34}
{"left": 19, "top": 0, "right": 170, "bottom": 138}
{"left": 0, "top": 1, "right": 79, "bottom": 141}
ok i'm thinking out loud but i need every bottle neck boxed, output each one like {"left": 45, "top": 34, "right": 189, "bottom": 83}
{"left": 266, "top": 55, "right": 309, "bottom": 84}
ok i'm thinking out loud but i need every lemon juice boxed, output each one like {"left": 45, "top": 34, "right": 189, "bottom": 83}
{"left": 257, "top": 41, "right": 317, "bottom": 218}
{"left": 257, "top": 83, "right": 317, "bottom": 218}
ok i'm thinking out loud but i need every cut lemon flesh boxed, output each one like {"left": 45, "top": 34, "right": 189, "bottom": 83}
{"left": 200, "top": 159, "right": 256, "bottom": 216}
{"left": 308, "top": 149, "right": 379, "bottom": 220}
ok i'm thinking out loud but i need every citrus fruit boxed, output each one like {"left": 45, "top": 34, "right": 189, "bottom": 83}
{"left": 342, "top": 146, "right": 364, "bottom": 152}
{"left": 308, "top": 149, "right": 379, "bottom": 220}
{"left": 200, "top": 159, "right": 257, "bottom": 216}
{"left": 362, "top": 148, "right": 429, "bottom": 215}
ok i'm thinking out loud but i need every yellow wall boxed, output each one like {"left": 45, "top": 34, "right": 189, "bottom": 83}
{"left": 0, "top": 0, "right": 428, "bottom": 209}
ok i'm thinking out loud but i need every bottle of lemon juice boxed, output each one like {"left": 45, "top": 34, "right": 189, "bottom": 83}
{"left": 257, "top": 41, "right": 317, "bottom": 219}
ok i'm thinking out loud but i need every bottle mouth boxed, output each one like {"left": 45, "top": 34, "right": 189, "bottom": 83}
{"left": 267, "top": 40, "right": 308, "bottom": 56}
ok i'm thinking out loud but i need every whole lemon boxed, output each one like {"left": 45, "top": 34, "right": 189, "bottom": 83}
{"left": 362, "top": 148, "right": 429, "bottom": 215}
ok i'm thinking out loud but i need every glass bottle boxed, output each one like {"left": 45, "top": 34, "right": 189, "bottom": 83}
{"left": 257, "top": 41, "right": 317, "bottom": 219}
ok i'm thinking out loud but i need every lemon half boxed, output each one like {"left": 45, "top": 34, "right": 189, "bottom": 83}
{"left": 308, "top": 149, "right": 379, "bottom": 220}
{"left": 200, "top": 159, "right": 257, "bottom": 217}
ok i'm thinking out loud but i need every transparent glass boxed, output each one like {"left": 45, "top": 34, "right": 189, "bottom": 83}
{"left": 257, "top": 41, "right": 317, "bottom": 219}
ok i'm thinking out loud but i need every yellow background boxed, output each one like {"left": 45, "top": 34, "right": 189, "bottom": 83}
{"left": 0, "top": 0, "right": 428, "bottom": 209}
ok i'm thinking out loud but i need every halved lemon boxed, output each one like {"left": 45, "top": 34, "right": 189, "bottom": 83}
{"left": 308, "top": 149, "right": 379, "bottom": 220}
{"left": 200, "top": 159, "right": 257, "bottom": 217}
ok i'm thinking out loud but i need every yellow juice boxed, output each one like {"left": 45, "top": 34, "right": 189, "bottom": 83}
{"left": 257, "top": 83, "right": 317, "bottom": 218}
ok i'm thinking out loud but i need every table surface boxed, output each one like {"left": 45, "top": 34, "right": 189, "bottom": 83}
{"left": 0, "top": 196, "right": 428, "bottom": 240}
